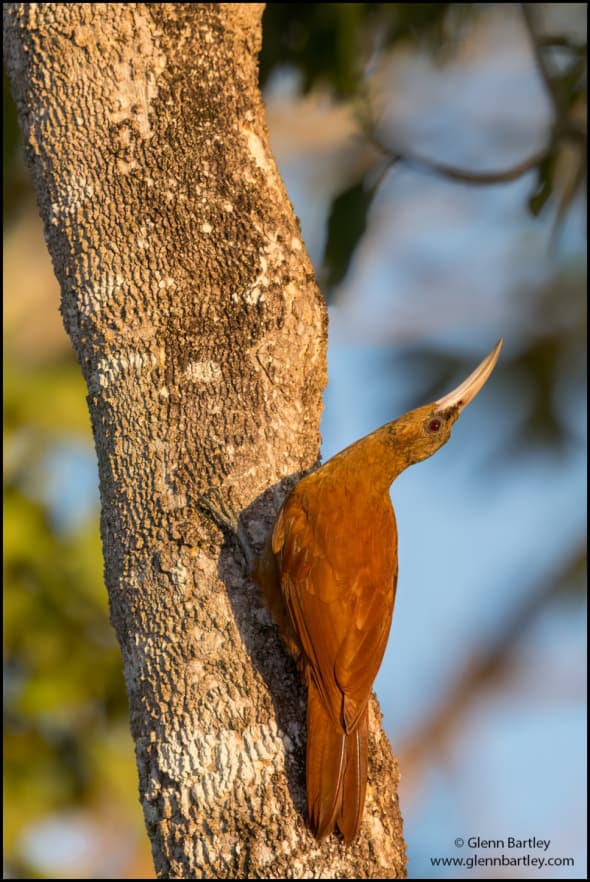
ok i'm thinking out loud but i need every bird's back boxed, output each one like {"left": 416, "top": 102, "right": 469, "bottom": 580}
{"left": 253, "top": 460, "right": 398, "bottom": 839}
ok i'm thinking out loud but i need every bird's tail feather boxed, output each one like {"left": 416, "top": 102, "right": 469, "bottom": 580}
{"left": 306, "top": 681, "right": 368, "bottom": 843}
{"left": 337, "top": 705, "right": 368, "bottom": 843}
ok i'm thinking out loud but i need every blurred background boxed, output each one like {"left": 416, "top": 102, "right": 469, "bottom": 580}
{"left": 3, "top": 4, "right": 586, "bottom": 878}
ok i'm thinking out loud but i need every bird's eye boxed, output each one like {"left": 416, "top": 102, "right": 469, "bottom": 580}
{"left": 426, "top": 417, "right": 442, "bottom": 434}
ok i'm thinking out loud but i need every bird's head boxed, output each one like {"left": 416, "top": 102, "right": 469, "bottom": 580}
{"left": 387, "top": 339, "right": 503, "bottom": 470}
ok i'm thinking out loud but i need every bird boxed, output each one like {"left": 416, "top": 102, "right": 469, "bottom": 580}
{"left": 251, "top": 338, "right": 503, "bottom": 844}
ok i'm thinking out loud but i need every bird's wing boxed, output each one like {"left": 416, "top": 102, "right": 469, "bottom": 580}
{"left": 272, "top": 483, "right": 396, "bottom": 733}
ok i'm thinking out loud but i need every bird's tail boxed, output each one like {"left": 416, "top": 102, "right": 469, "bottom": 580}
{"left": 306, "top": 681, "right": 368, "bottom": 843}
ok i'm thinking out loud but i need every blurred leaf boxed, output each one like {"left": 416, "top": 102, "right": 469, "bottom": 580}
{"left": 553, "top": 543, "right": 588, "bottom": 598}
{"left": 260, "top": 4, "right": 456, "bottom": 99}
{"left": 528, "top": 154, "right": 557, "bottom": 216}
{"left": 4, "top": 488, "right": 130, "bottom": 858}
{"left": 261, "top": 4, "right": 368, "bottom": 98}
{"left": 322, "top": 173, "right": 380, "bottom": 291}
{"left": 506, "top": 335, "right": 569, "bottom": 449}
{"left": 376, "top": 3, "right": 453, "bottom": 50}
{"left": 551, "top": 46, "right": 587, "bottom": 113}
{"left": 4, "top": 356, "right": 92, "bottom": 437}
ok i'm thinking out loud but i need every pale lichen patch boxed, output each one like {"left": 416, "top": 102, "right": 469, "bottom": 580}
{"left": 170, "top": 561, "right": 188, "bottom": 592}
{"left": 185, "top": 361, "right": 222, "bottom": 383}
{"left": 175, "top": 722, "right": 283, "bottom": 811}
{"left": 242, "top": 127, "right": 269, "bottom": 172}
{"left": 251, "top": 841, "right": 275, "bottom": 868}
{"left": 244, "top": 286, "right": 263, "bottom": 305}
{"left": 91, "top": 350, "right": 158, "bottom": 389}
{"left": 117, "top": 158, "right": 136, "bottom": 174}
{"left": 49, "top": 176, "right": 96, "bottom": 222}
{"left": 108, "top": 10, "right": 166, "bottom": 142}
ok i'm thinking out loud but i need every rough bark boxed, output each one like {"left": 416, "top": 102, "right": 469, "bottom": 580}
{"left": 3, "top": 3, "right": 407, "bottom": 878}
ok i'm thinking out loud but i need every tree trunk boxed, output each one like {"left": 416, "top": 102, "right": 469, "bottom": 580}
{"left": 3, "top": 3, "right": 406, "bottom": 877}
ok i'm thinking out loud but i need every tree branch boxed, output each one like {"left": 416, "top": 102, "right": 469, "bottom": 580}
{"left": 369, "top": 137, "right": 550, "bottom": 186}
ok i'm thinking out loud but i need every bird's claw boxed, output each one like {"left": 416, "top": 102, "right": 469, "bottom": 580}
{"left": 198, "top": 492, "right": 239, "bottom": 535}
{"left": 198, "top": 491, "right": 254, "bottom": 570}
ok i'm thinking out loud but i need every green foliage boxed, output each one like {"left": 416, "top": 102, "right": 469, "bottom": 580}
{"left": 261, "top": 4, "right": 367, "bottom": 98}
{"left": 3, "top": 353, "right": 139, "bottom": 869}
{"left": 260, "top": 4, "right": 452, "bottom": 98}
{"left": 549, "top": 39, "right": 587, "bottom": 113}
{"left": 4, "top": 357, "right": 94, "bottom": 437}
{"left": 528, "top": 154, "right": 557, "bottom": 216}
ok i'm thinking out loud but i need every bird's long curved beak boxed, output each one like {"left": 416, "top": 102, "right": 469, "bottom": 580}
{"left": 435, "top": 338, "right": 503, "bottom": 413}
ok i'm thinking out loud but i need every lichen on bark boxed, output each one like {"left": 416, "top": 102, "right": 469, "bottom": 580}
{"left": 3, "top": 3, "right": 406, "bottom": 877}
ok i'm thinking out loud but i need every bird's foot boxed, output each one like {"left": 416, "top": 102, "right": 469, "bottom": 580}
{"left": 198, "top": 491, "right": 254, "bottom": 570}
